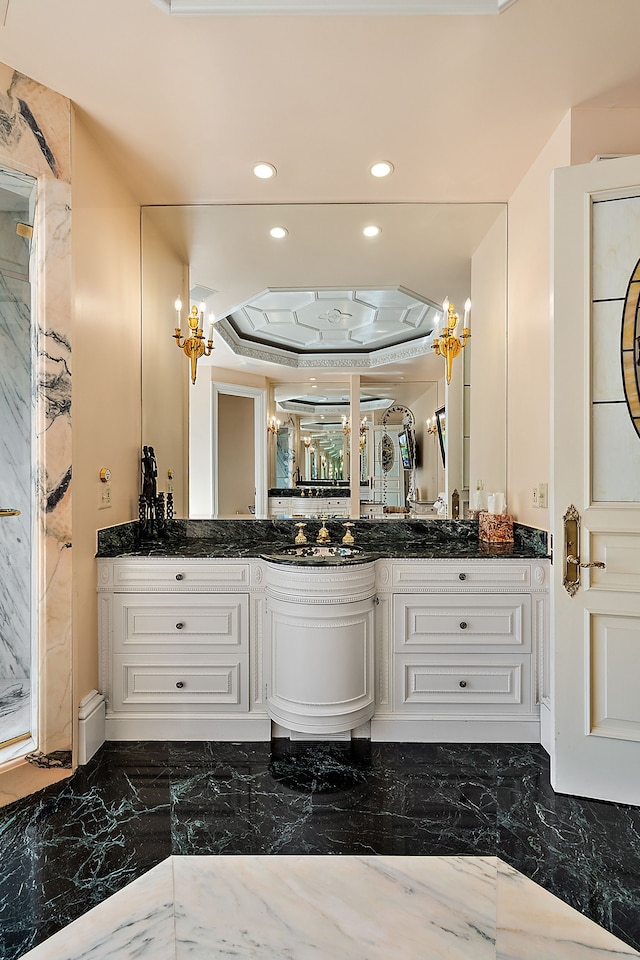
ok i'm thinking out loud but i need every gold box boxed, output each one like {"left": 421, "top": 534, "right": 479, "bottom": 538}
{"left": 478, "top": 511, "right": 514, "bottom": 543}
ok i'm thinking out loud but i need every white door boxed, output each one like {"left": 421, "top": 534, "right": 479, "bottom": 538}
{"left": 552, "top": 155, "right": 640, "bottom": 804}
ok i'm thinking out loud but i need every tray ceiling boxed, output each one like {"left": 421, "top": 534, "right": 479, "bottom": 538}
{"left": 214, "top": 286, "right": 442, "bottom": 369}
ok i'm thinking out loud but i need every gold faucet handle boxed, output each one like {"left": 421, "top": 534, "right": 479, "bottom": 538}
{"left": 316, "top": 516, "right": 331, "bottom": 543}
{"left": 294, "top": 522, "right": 307, "bottom": 544}
{"left": 342, "top": 522, "right": 355, "bottom": 545}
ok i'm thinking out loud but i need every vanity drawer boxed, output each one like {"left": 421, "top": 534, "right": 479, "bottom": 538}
{"left": 394, "top": 655, "right": 531, "bottom": 713}
{"left": 111, "top": 655, "right": 248, "bottom": 711}
{"left": 393, "top": 594, "right": 531, "bottom": 653}
{"left": 390, "top": 561, "right": 532, "bottom": 591}
{"left": 112, "top": 594, "right": 248, "bottom": 654}
{"left": 111, "top": 560, "right": 251, "bottom": 590}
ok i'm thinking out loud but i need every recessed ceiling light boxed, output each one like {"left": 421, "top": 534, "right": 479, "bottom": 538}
{"left": 253, "top": 162, "right": 277, "bottom": 179}
{"left": 269, "top": 226, "right": 288, "bottom": 239}
{"left": 363, "top": 225, "right": 381, "bottom": 238}
{"left": 309, "top": 377, "right": 317, "bottom": 381}
{"left": 370, "top": 161, "right": 394, "bottom": 178}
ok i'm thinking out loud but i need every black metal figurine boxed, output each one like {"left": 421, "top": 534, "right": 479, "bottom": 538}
{"left": 139, "top": 445, "right": 165, "bottom": 536}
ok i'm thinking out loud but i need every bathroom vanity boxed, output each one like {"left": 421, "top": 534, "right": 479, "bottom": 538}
{"left": 96, "top": 519, "right": 549, "bottom": 743}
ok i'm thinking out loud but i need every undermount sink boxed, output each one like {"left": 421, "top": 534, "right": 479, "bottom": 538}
{"left": 261, "top": 544, "right": 377, "bottom": 565}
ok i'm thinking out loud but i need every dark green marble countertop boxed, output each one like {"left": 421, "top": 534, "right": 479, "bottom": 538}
{"left": 97, "top": 518, "right": 551, "bottom": 562}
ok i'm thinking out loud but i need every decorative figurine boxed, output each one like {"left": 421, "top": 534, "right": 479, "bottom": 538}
{"left": 139, "top": 445, "right": 166, "bottom": 537}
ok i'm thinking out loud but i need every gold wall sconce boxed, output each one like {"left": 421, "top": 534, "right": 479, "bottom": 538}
{"left": 173, "top": 299, "right": 214, "bottom": 384}
{"left": 433, "top": 297, "right": 471, "bottom": 384}
{"left": 267, "top": 415, "right": 281, "bottom": 436}
{"left": 426, "top": 416, "right": 438, "bottom": 436}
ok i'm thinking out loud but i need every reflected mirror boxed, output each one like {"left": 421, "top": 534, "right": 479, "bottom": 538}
{"left": 141, "top": 203, "right": 507, "bottom": 519}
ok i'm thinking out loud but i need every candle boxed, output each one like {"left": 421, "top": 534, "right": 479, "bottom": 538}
{"left": 464, "top": 297, "right": 471, "bottom": 330}
{"left": 208, "top": 315, "right": 215, "bottom": 342}
{"left": 442, "top": 297, "right": 449, "bottom": 328}
{"left": 174, "top": 298, "right": 182, "bottom": 326}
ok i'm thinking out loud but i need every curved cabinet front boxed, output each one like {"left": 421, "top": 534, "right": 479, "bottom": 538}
{"left": 265, "top": 562, "right": 376, "bottom": 736}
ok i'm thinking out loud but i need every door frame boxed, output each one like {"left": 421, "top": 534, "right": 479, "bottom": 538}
{"left": 189, "top": 377, "right": 267, "bottom": 518}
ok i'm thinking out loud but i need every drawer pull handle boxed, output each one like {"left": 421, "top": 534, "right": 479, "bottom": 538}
{"left": 175, "top": 573, "right": 185, "bottom": 581}
{"left": 175, "top": 622, "right": 185, "bottom": 630}
{"left": 459, "top": 680, "right": 467, "bottom": 688}
{"left": 459, "top": 621, "right": 468, "bottom": 630}
{"left": 175, "top": 681, "right": 184, "bottom": 689}
{"left": 458, "top": 572, "right": 466, "bottom": 581}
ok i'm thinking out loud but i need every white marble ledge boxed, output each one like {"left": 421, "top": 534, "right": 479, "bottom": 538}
{"left": 22, "top": 855, "right": 640, "bottom": 960}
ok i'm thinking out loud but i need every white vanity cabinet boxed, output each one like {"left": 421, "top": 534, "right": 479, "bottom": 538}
{"left": 97, "top": 552, "right": 549, "bottom": 744}
{"left": 268, "top": 496, "right": 350, "bottom": 517}
{"left": 371, "top": 559, "right": 549, "bottom": 742}
{"left": 97, "top": 558, "right": 271, "bottom": 741}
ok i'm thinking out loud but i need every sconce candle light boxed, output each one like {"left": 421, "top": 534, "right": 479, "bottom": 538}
{"left": 432, "top": 297, "right": 471, "bottom": 384}
{"left": 267, "top": 415, "right": 281, "bottom": 436}
{"left": 173, "top": 299, "right": 214, "bottom": 384}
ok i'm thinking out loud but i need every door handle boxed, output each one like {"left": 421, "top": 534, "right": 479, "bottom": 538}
{"left": 566, "top": 554, "right": 606, "bottom": 570}
{"left": 563, "top": 504, "right": 605, "bottom": 596}
{"left": 0, "top": 508, "right": 20, "bottom": 517}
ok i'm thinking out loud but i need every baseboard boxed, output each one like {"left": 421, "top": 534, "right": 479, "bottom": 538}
{"left": 78, "top": 690, "right": 106, "bottom": 764}
{"left": 370, "top": 716, "right": 541, "bottom": 743}
{"left": 105, "top": 714, "right": 272, "bottom": 741}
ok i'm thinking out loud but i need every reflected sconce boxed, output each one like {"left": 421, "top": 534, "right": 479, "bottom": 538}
{"left": 343, "top": 415, "right": 368, "bottom": 451}
{"left": 426, "top": 416, "right": 438, "bottom": 436}
{"left": 173, "top": 299, "right": 214, "bottom": 385}
{"left": 302, "top": 435, "right": 312, "bottom": 449}
{"left": 267, "top": 415, "right": 281, "bottom": 436}
{"left": 432, "top": 297, "right": 471, "bottom": 384}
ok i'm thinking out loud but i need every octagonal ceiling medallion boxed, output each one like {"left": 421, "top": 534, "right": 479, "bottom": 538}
{"left": 214, "top": 286, "right": 442, "bottom": 370}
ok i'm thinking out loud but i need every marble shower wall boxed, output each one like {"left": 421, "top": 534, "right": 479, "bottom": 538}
{"left": 0, "top": 206, "right": 34, "bottom": 749}
{"left": 0, "top": 65, "right": 71, "bottom": 778}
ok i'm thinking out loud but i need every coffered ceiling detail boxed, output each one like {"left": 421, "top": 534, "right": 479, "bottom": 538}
{"left": 214, "top": 286, "right": 442, "bottom": 369}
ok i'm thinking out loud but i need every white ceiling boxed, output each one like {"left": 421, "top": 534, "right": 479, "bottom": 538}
{"left": 0, "top": 0, "right": 638, "bottom": 209}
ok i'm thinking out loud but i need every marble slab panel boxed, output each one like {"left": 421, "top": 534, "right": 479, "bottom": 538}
{"left": 496, "top": 858, "right": 639, "bottom": 959}
{"left": 19, "top": 858, "right": 175, "bottom": 960}
{"left": 17, "top": 854, "right": 640, "bottom": 960}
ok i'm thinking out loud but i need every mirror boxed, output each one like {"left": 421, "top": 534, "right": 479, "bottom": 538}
{"left": 141, "top": 203, "right": 507, "bottom": 518}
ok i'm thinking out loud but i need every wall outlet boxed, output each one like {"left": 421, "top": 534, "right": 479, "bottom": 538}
{"left": 99, "top": 483, "right": 112, "bottom": 509}
{"left": 531, "top": 482, "right": 548, "bottom": 509}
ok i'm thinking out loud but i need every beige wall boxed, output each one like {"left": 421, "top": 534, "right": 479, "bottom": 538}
{"left": 141, "top": 217, "right": 188, "bottom": 515}
{"left": 71, "top": 113, "right": 141, "bottom": 709}
{"left": 570, "top": 108, "right": 640, "bottom": 166}
{"left": 470, "top": 207, "right": 507, "bottom": 504}
{"left": 506, "top": 112, "right": 572, "bottom": 527}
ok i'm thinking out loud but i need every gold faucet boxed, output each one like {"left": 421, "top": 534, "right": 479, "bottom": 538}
{"left": 294, "top": 522, "right": 307, "bottom": 544}
{"left": 316, "top": 516, "right": 331, "bottom": 544}
{"left": 342, "top": 522, "right": 355, "bottom": 545}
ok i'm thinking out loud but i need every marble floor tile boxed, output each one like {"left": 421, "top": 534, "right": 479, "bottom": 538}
{"left": 1, "top": 741, "right": 639, "bottom": 958}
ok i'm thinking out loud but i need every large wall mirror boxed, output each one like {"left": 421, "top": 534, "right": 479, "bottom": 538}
{"left": 141, "top": 203, "right": 507, "bottom": 519}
